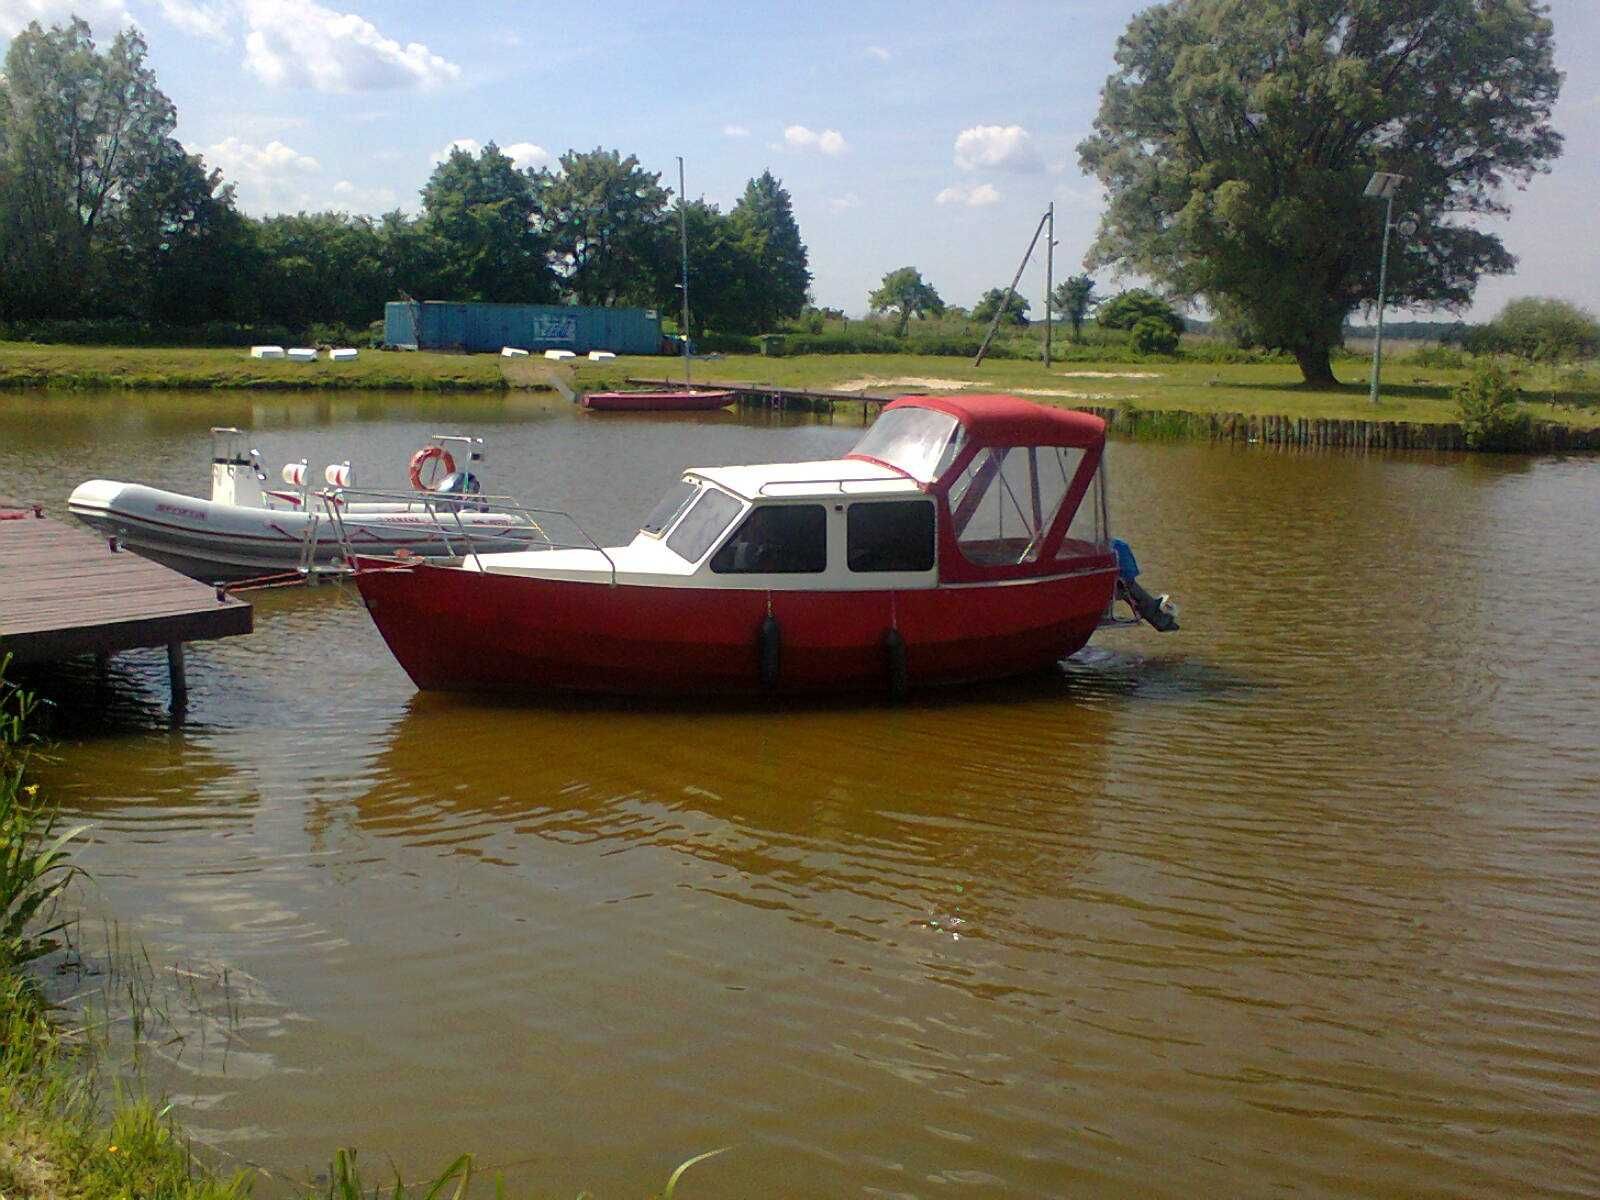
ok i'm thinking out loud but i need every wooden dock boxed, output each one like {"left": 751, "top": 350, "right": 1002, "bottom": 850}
{"left": 0, "top": 500, "right": 251, "bottom": 707}
{"left": 625, "top": 377, "right": 904, "bottom": 416}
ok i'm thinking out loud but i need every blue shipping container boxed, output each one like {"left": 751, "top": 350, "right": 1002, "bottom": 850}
{"left": 384, "top": 301, "right": 663, "bottom": 355}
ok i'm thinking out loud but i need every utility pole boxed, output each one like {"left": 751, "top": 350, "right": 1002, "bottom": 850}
{"left": 973, "top": 206, "right": 1051, "bottom": 368}
{"left": 1043, "top": 202, "right": 1055, "bottom": 368}
{"left": 678, "top": 156, "right": 692, "bottom": 386}
{"left": 1363, "top": 171, "right": 1404, "bottom": 404}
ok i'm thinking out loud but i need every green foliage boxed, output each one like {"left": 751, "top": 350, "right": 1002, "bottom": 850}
{"left": 534, "top": 147, "right": 670, "bottom": 308}
{"left": 1406, "top": 345, "right": 1468, "bottom": 370}
{"left": 1051, "top": 275, "right": 1098, "bottom": 341}
{"left": 868, "top": 267, "right": 945, "bottom": 336}
{"left": 972, "top": 287, "right": 1030, "bottom": 327}
{"left": 1454, "top": 360, "right": 1531, "bottom": 450}
{"left": 0, "top": 319, "right": 294, "bottom": 346}
{"left": 1130, "top": 316, "right": 1180, "bottom": 355}
{"left": 1096, "top": 289, "right": 1182, "bottom": 334}
{"left": 1079, "top": 0, "right": 1564, "bottom": 383}
{"left": 729, "top": 170, "right": 811, "bottom": 330}
{"left": 1466, "top": 297, "right": 1600, "bottom": 362}
{"left": 1, "top": 664, "right": 84, "bottom": 971}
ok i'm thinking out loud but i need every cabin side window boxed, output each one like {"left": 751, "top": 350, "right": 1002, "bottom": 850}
{"left": 665, "top": 488, "right": 743, "bottom": 564}
{"left": 640, "top": 480, "right": 699, "bottom": 537}
{"left": 949, "top": 447, "right": 1084, "bottom": 566}
{"left": 1058, "top": 460, "right": 1108, "bottom": 556}
{"left": 847, "top": 500, "right": 936, "bottom": 573}
{"left": 710, "top": 504, "right": 827, "bottom": 574}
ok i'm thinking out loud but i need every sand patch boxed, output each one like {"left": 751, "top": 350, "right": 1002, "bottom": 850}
{"left": 834, "top": 376, "right": 974, "bottom": 393}
{"left": 1056, "top": 370, "right": 1161, "bottom": 379}
{"left": 1013, "top": 388, "right": 1118, "bottom": 401}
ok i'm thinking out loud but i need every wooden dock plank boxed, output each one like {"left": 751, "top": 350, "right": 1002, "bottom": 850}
{"left": 0, "top": 507, "right": 251, "bottom": 666}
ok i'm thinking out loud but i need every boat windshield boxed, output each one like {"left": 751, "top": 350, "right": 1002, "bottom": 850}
{"left": 849, "top": 408, "right": 965, "bottom": 482}
{"left": 640, "top": 479, "right": 698, "bottom": 537}
{"left": 665, "top": 488, "right": 743, "bottom": 564}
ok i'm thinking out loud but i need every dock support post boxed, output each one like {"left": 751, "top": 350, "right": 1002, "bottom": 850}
{"left": 167, "top": 642, "right": 188, "bottom": 710}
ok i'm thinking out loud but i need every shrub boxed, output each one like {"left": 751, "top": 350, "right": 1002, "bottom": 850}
{"left": 1407, "top": 345, "right": 1468, "bottom": 369}
{"left": 1455, "top": 361, "right": 1531, "bottom": 451}
{"left": 1466, "top": 297, "right": 1600, "bottom": 362}
{"left": 0, "top": 319, "right": 296, "bottom": 347}
{"left": 1130, "top": 317, "right": 1180, "bottom": 355}
{"left": 1097, "top": 289, "right": 1184, "bottom": 334}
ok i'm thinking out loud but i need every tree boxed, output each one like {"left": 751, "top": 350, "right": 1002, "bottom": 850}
{"left": 868, "top": 267, "right": 944, "bottom": 336}
{"left": 1051, "top": 274, "right": 1098, "bottom": 342}
{"left": 534, "top": 147, "right": 671, "bottom": 307}
{"left": 673, "top": 198, "right": 767, "bottom": 336}
{"left": 1078, "top": 0, "right": 1563, "bottom": 385}
{"left": 1097, "top": 288, "right": 1183, "bottom": 334}
{"left": 1468, "top": 296, "right": 1599, "bottom": 362}
{"left": 422, "top": 142, "right": 554, "bottom": 303}
{"left": 729, "top": 169, "right": 811, "bottom": 330}
{"left": 1130, "top": 316, "right": 1180, "bottom": 355}
{"left": 0, "top": 17, "right": 210, "bottom": 319}
{"left": 972, "top": 287, "right": 1030, "bottom": 327}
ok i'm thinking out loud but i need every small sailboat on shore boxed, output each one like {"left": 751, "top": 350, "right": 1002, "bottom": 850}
{"left": 580, "top": 156, "right": 734, "bottom": 414}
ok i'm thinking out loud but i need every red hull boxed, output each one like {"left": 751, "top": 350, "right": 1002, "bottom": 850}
{"left": 581, "top": 390, "right": 735, "bottom": 412}
{"left": 352, "top": 560, "right": 1116, "bottom": 697}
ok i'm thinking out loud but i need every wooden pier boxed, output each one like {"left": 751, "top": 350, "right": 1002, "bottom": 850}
{"left": 0, "top": 500, "right": 252, "bottom": 707}
{"left": 626, "top": 378, "right": 901, "bottom": 417}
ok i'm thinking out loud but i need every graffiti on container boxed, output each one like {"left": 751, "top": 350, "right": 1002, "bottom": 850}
{"left": 532, "top": 315, "right": 577, "bottom": 343}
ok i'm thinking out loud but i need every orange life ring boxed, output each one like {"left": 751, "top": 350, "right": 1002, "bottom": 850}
{"left": 408, "top": 446, "right": 456, "bottom": 491}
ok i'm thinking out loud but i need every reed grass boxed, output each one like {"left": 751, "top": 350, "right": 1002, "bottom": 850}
{"left": 1, "top": 660, "right": 726, "bottom": 1198}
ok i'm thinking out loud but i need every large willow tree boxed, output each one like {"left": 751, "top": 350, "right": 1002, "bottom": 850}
{"left": 1077, "top": 0, "right": 1563, "bottom": 384}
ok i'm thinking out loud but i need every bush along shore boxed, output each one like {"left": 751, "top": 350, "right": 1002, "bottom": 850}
{"left": 0, "top": 663, "right": 723, "bottom": 1200}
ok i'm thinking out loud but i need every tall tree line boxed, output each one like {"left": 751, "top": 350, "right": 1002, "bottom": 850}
{"left": 0, "top": 19, "right": 811, "bottom": 336}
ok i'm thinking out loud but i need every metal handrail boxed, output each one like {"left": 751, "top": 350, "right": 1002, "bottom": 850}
{"left": 314, "top": 487, "right": 619, "bottom": 585}
{"left": 753, "top": 475, "right": 914, "bottom": 496}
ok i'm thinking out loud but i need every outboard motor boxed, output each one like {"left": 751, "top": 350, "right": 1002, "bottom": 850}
{"left": 1112, "top": 538, "right": 1179, "bottom": 632}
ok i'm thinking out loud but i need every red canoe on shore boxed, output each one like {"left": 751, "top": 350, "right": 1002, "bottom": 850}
{"left": 581, "top": 389, "right": 735, "bottom": 412}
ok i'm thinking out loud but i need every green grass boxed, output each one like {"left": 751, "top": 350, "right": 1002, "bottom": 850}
{"left": 0, "top": 343, "right": 510, "bottom": 391}
{"left": 5, "top": 340, "right": 1597, "bottom": 432}
{"left": 1, "top": 660, "right": 725, "bottom": 1199}
{"left": 576, "top": 350, "right": 1600, "bottom": 429}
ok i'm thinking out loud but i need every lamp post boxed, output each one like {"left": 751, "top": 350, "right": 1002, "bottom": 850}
{"left": 1363, "top": 171, "right": 1405, "bottom": 404}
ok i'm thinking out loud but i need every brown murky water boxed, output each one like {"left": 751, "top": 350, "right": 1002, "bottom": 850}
{"left": 2, "top": 391, "right": 1597, "bottom": 1198}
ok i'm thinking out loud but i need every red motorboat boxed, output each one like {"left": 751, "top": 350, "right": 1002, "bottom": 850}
{"left": 580, "top": 389, "right": 735, "bottom": 412}
{"left": 350, "top": 394, "right": 1178, "bottom": 698}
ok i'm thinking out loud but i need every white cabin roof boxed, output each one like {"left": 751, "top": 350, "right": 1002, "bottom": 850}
{"left": 686, "top": 458, "right": 920, "bottom": 501}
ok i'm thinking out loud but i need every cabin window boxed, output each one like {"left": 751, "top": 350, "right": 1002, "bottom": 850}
{"left": 640, "top": 480, "right": 698, "bottom": 537}
{"left": 710, "top": 504, "right": 827, "bottom": 574}
{"left": 849, "top": 408, "right": 965, "bottom": 482}
{"left": 665, "top": 488, "right": 742, "bottom": 563}
{"left": 847, "top": 501, "right": 935, "bottom": 572}
{"left": 949, "top": 446, "right": 1085, "bottom": 565}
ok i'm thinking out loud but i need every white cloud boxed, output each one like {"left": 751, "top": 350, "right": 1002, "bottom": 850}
{"left": 0, "top": 0, "right": 130, "bottom": 36}
{"left": 954, "top": 124, "right": 1042, "bottom": 173}
{"left": 431, "top": 138, "right": 549, "bottom": 171}
{"left": 828, "top": 192, "right": 861, "bottom": 211}
{"left": 242, "top": 0, "right": 459, "bottom": 92}
{"left": 153, "top": 0, "right": 229, "bottom": 41}
{"left": 333, "top": 179, "right": 399, "bottom": 211}
{"left": 935, "top": 182, "right": 1002, "bottom": 208}
{"left": 865, "top": 45, "right": 890, "bottom": 61}
{"left": 784, "top": 124, "right": 848, "bottom": 155}
{"left": 204, "top": 136, "right": 321, "bottom": 210}
{"left": 723, "top": 123, "right": 751, "bottom": 138}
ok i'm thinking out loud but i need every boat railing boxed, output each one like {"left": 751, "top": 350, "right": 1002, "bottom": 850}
{"left": 755, "top": 476, "right": 914, "bottom": 497}
{"left": 312, "top": 487, "right": 618, "bottom": 585}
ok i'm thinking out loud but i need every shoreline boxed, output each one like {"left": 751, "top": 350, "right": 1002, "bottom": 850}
{"left": 3, "top": 343, "right": 1595, "bottom": 453}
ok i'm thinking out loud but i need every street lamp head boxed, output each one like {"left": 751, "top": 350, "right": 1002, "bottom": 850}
{"left": 1364, "top": 171, "right": 1405, "bottom": 199}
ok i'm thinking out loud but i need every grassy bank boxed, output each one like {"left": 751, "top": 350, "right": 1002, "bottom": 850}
{"left": 0, "top": 343, "right": 508, "bottom": 391}
{"left": 5, "top": 340, "right": 1598, "bottom": 434}
{"left": 577, "top": 351, "right": 1600, "bottom": 430}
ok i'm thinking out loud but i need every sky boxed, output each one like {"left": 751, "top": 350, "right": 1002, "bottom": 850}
{"left": 1, "top": 0, "right": 1595, "bottom": 321}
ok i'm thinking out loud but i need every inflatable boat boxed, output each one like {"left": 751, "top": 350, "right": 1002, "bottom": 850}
{"left": 68, "top": 430, "right": 543, "bottom": 583}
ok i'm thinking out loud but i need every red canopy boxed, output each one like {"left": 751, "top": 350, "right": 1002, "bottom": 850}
{"left": 886, "top": 394, "right": 1106, "bottom": 450}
